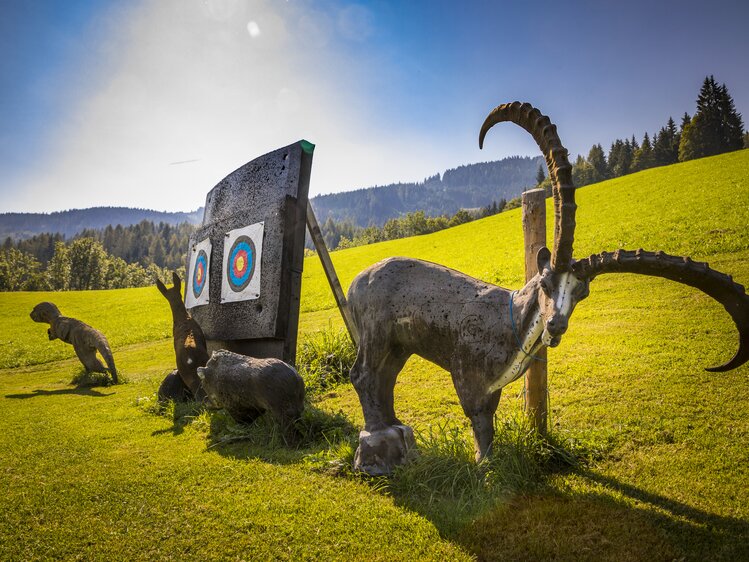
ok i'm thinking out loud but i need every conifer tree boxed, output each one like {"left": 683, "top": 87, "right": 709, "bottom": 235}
{"left": 719, "top": 83, "right": 745, "bottom": 151}
{"left": 620, "top": 139, "right": 633, "bottom": 176}
{"left": 633, "top": 132, "right": 655, "bottom": 171}
{"left": 666, "top": 117, "right": 679, "bottom": 163}
{"left": 587, "top": 144, "right": 608, "bottom": 181}
{"left": 680, "top": 112, "right": 691, "bottom": 132}
{"left": 535, "top": 164, "right": 546, "bottom": 185}
{"left": 608, "top": 140, "right": 624, "bottom": 177}
{"left": 653, "top": 129, "right": 668, "bottom": 166}
{"left": 679, "top": 76, "right": 745, "bottom": 161}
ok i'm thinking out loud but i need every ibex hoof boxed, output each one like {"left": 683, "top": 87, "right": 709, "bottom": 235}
{"left": 353, "top": 425, "right": 416, "bottom": 476}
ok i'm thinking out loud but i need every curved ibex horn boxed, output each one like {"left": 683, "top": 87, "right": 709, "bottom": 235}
{"left": 572, "top": 249, "right": 749, "bottom": 372}
{"left": 479, "top": 101, "right": 576, "bottom": 272}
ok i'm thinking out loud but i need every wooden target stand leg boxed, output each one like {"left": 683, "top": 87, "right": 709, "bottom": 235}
{"left": 522, "top": 188, "right": 548, "bottom": 435}
{"left": 305, "top": 205, "right": 360, "bottom": 347}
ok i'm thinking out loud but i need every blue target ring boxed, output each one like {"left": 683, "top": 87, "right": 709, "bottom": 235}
{"left": 227, "top": 235, "right": 256, "bottom": 292}
{"left": 192, "top": 249, "right": 208, "bottom": 298}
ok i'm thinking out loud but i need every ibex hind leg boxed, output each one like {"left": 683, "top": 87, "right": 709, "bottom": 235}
{"left": 350, "top": 345, "right": 408, "bottom": 432}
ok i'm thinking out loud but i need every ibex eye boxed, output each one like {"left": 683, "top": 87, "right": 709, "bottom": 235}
{"left": 541, "top": 281, "right": 552, "bottom": 296}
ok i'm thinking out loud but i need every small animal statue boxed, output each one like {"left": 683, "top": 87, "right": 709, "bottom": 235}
{"left": 30, "top": 302, "right": 118, "bottom": 384}
{"left": 347, "top": 101, "right": 749, "bottom": 475}
{"left": 156, "top": 272, "right": 209, "bottom": 403}
{"left": 197, "top": 349, "right": 305, "bottom": 428}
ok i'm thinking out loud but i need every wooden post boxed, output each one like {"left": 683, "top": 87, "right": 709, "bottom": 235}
{"left": 306, "top": 204, "right": 360, "bottom": 347}
{"left": 522, "top": 188, "right": 548, "bottom": 434}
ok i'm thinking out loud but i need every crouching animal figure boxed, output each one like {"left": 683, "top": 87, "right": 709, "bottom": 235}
{"left": 30, "top": 302, "right": 118, "bottom": 384}
{"left": 156, "top": 272, "right": 209, "bottom": 403}
{"left": 348, "top": 101, "right": 749, "bottom": 475}
{"left": 197, "top": 350, "right": 305, "bottom": 428}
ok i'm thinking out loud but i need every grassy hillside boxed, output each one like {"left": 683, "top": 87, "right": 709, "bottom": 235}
{"left": 1, "top": 150, "right": 748, "bottom": 560}
{"left": 301, "top": 149, "right": 749, "bottom": 314}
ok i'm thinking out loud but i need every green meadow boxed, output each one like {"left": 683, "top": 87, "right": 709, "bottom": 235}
{"left": 1, "top": 150, "right": 748, "bottom": 560}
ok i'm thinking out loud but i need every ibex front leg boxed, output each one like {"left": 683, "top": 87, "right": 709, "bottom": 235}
{"left": 350, "top": 347, "right": 407, "bottom": 430}
{"left": 351, "top": 343, "right": 415, "bottom": 475}
{"left": 453, "top": 372, "right": 502, "bottom": 462}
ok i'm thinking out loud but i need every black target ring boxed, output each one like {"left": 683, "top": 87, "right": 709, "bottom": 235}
{"left": 227, "top": 235, "right": 256, "bottom": 293}
{"left": 192, "top": 249, "right": 208, "bottom": 299}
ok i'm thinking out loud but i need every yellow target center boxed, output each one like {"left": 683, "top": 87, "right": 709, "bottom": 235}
{"left": 236, "top": 256, "right": 245, "bottom": 271}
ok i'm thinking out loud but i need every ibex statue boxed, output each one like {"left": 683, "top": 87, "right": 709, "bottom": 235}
{"left": 348, "top": 101, "right": 749, "bottom": 475}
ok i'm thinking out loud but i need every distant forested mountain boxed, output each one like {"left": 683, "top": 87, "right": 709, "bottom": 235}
{"left": 310, "top": 155, "right": 543, "bottom": 227}
{"left": 0, "top": 206, "right": 203, "bottom": 241}
{"left": 1, "top": 155, "right": 541, "bottom": 241}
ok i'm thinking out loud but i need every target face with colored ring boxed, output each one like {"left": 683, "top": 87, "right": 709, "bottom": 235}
{"left": 221, "top": 222, "right": 264, "bottom": 303}
{"left": 227, "top": 235, "right": 256, "bottom": 292}
{"left": 185, "top": 238, "right": 211, "bottom": 308}
{"left": 192, "top": 249, "right": 208, "bottom": 298}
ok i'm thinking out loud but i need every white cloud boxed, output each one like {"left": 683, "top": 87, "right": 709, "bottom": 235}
{"left": 4, "top": 0, "right": 456, "bottom": 213}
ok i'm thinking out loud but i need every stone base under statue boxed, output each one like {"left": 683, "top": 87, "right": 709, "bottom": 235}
{"left": 353, "top": 425, "right": 417, "bottom": 476}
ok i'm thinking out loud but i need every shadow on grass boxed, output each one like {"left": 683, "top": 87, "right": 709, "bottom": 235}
{"left": 5, "top": 368, "right": 120, "bottom": 399}
{"left": 6, "top": 387, "right": 115, "bottom": 399}
{"left": 453, "top": 472, "right": 749, "bottom": 562}
{"left": 138, "top": 391, "right": 359, "bottom": 463}
{"left": 580, "top": 470, "right": 749, "bottom": 560}
{"left": 356, "top": 419, "right": 749, "bottom": 561}
{"left": 204, "top": 403, "right": 359, "bottom": 466}
{"left": 149, "top": 400, "right": 206, "bottom": 437}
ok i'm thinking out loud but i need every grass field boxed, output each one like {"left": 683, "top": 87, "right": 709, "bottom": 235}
{"left": 1, "top": 150, "right": 748, "bottom": 560}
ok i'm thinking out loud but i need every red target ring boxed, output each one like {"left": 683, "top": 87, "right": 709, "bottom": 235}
{"left": 227, "top": 235, "right": 255, "bottom": 292}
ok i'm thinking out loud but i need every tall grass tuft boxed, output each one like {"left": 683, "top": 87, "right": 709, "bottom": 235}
{"left": 296, "top": 326, "right": 357, "bottom": 394}
{"left": 387, "top": 422, "right": 487, "bottom": 519}
{"left": 70, "top": 368, "right": 122, "bottom": 387}
{"left": 309, "top": 410, "right": 608, "bottom": 534}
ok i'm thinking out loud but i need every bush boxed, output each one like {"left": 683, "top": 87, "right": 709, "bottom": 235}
{"left": 71, "top": 368, "right": 122, "bottom": 387}
{"left": 297, "top": 327, "right": 357, "bottom": 394}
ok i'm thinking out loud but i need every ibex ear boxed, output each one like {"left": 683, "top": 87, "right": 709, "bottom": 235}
{"left": 155, "top": 278, "right": 168, "bottom": 296}
{"left": 172, "top": 271, "right": 182, "bottom": 292}
{"left": 536, "top": 246, "right": 552, "bottom": 274}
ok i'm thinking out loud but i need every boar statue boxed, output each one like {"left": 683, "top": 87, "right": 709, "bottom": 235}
{"left": 197, "top": 350, "right": 305, "bottom": 428}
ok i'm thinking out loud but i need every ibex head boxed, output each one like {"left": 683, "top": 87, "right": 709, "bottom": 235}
{"left": 535, "top": 247, "right": 590, "bottom": 347}
{"left": 481, "top": 101, "right": 749, "bottom": 371}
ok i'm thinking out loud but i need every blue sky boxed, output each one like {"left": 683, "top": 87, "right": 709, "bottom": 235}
{"left": 1, "top": 0, "right": 747, "bottom": 213}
